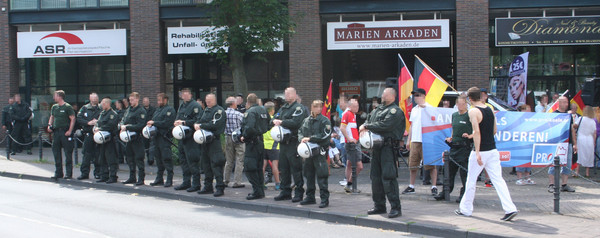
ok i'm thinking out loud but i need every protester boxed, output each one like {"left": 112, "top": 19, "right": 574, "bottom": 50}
{"left": 456, "top": 87, "right": 518, "bottom": 221}
{"left": 574, "top": 106, "right": 597, "bottom": 177}
{"left": 535, "top": 94, "right": 549, "bottom": 113}
{"left": 548, "top": 96, "right": 576, "bottom": 193}
{"left": 340, "top": 99, "right": 362, "bottom": 193}
{"left": 224, "top": 96, "right": 246, "bottom": 188}
{"left": 515, "top": 104, "right": 535, "bottom": 185}
{"left": 262, "top": 101, "right": 280, "bottom": 190}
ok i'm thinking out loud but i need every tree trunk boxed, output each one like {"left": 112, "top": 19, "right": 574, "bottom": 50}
{"left": 229, "top": 46, "right": 248, "bottom": 97}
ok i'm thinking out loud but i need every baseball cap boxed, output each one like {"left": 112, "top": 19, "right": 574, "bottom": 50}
{"left": 411, "top": 88, "right": 426, "bottom": 96}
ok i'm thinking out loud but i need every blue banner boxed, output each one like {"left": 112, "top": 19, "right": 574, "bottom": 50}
{"left": 421, "top": 109, "right": 571, "bottom": 167}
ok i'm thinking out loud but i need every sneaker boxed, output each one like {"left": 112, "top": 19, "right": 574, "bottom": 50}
{"left": 275, "top": 183, "right": 280, "bottom": 191}
{"left": 454, "top": 209, "right": 470, "bottom": 217}
{"left": 561, "top": 184, "right": 575, "bottom": 192}
{"left": 431, "top": 187, "right": 438, "bottom": 196}
{"left": 344, "top": 186, "right": 352, "bottom": 193}
{"left": 547, "top": 184, "right": 555, "bottom": 193}
{"left": 402, "top": 186, "right": 415, "bottom": 194}
{"left": 501, "top": 211, "right": 518, "bottom": 221}
{"left": 515, "top": 179, "right": 526, "bottom": 186}
{"left": 525, "top": 178, "right": 536, "bottom": 185}
{"left": 339, "top": 179, "right": 347, "bottom": 186}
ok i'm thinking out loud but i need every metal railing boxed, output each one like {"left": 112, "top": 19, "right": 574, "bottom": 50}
{"left": 160, "top": 0, "right": 211, "bottom": 6}
{"left": 10, "top": 0, "right": 128, "bottom": 11}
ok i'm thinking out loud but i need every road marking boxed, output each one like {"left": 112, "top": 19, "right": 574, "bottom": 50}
{"left": 0, "top": 211, "right": 109, "bottom": 237}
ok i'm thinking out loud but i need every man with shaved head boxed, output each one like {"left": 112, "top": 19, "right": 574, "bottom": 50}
{"left": 195, "top": 94, "right": 227, "bottom": 197}
{"left": 272, "top": 87, "right": 309, "bottom": 203}
{"left": 547, "top": 96, "right": 576, "bottom": 193}
{"left": 77, "top": 92, "right": 102, "bottom": 180}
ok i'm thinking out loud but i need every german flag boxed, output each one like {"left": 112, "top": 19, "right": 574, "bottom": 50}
{"left": 322, "top": 79, "right": 333, "bottom": 119}
{"left": 413, "top": 55, "right": 450, "bottom": 107}
{"left": 398, "top": 54, "right": 413, "bottom": 130}
{"left": 570, "top": 90, "right": 585, "bottom": 115}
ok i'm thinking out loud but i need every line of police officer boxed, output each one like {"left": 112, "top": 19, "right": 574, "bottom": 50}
{"left": 44, "top": 86, "right": 405, "bottom": 217}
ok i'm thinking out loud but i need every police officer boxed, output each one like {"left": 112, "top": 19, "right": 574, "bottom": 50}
{"left": 272, "top": 87, "right": 308, "bottom": 202}
{"left": 195, "top": 94, "right": 227, "bottom": 197}
{"left": 120, "top": 92, "right": 147, "bottom": 186}
{"left": 147, "top": 93, "right": 176, "bottom": 187}
{"left": 298, "top": 100, "right": 332, "bottom": 208}
{"left": 173, "top": 88, "right": 204, "bottom": 192}
{"left": 2, "top": 97, "right": 14, "bottom": 150}
{"left": 76, "top": 92, "right": 102, "bottom": 180}
{"left": 359, "top": 87, "right": 405, "bottom": 218}
{"left": 48, "top": 90, "right": 76, "bottom": 180}
{"left": 143, "top": 96, "right": 156, "bottom": 166}
{"left": 240, "top": 93, "right": 269, "bottom": 200}
{"left": 95, "top": 97, "right": 120, "bottom": 183}
{"left": 10, "top": 94, "right": 33, "bottom": 155}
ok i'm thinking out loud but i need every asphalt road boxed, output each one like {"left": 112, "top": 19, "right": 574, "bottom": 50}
{"left": 0, "top": 177, "right": 422, "bottom": 238}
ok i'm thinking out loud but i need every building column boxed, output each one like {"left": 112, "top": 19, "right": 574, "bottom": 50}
{"left": 129, "top": 0, "right": 164, "bottom": 99}
{"left": 289, "top": 0, "right": 323, "bottom": 105}
{"left": 456, "top": 0, "right": 489, "bottom": 90}
{"left": 0, "top": 0, "right": 20, "bottom": 138}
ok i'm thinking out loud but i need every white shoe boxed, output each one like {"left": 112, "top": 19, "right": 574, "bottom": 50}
{"left": 515, "top": 179, "right": 526, "bottom": 186}
{"left": 525, "top": 178, "right": 536, "bottom": 185}
{"left": 339, "top": 179, "right": 347, "bottom": 186}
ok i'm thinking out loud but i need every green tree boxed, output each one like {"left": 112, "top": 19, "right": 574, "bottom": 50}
{"left": 201, "top": 0, "right": 295, "bottom": 96}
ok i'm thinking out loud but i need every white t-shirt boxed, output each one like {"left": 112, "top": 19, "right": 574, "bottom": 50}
{"left": 409, "top": 103, "right": 431, "bottom": 143}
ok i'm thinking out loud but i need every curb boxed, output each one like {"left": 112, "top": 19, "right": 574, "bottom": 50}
{"left": 0, "top": 171, "right": 507, "bottom": 238}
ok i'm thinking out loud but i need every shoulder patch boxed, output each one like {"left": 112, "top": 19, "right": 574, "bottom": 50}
{"left": 296, "top": 106, "right": 301, "bottom": 110}
{"left": 217, "top": 109, "right": 222, "bottom": 114}
{"left": 194, "top": 108, "right": 199, "bottom": 113}
{"left": 326, "top": 124, "right": 331, "bottom": 130}
{"left": 166, "top": 111, "right": 171, "bottom": 116}
{"left": 110, "top": 115, "right": 114, "bottom": 119}
{"left": 140, "top": 114, "right": 145, "bottom": 119}
{"left": 244, "top": 112, "right": 248, "bottom": 118}
{"left": 391, "top": 108, "right": 397, "bottom": 114}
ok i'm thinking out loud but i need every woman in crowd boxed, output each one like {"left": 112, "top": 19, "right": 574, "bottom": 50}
{"left": 574, "top": 106, "right": 597, "bottom": 177}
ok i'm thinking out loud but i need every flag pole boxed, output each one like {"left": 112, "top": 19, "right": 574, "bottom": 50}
{"left": 414, "top": 55, "right": 458, "bottom": 92}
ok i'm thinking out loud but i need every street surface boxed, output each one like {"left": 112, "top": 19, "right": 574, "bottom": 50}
{"left": 0, "top": 177, "right": 421, "bottom": 238}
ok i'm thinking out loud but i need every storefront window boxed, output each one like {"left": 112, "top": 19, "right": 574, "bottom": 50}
{"left": 20, "top": 56, "right": 130, "bottom": 130}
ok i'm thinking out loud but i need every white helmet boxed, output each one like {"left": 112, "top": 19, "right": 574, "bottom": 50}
{"left": 142, "top": 126, "right": 157, "bottom": 139}
{"left": 93, "top": 131, "right": 111, "bottom": 144}
{"left": 297, "top": 142, "right": 320, "bottom": 159}
{"left": 172, "top": 125, "right": 192, "bottom": 140}
{"left": 270, "top": 126, "right": 292, "bottom": 142}
{"left": 74, "top": 129, "right": 83, "bottom": 138}
{"left": 119, "top": 131, "right": 137, "bottom": 143}
{"left": 193, "top": 129, "right": 215, "bottom": 144}
{"left": 359, "top": 131, "right": 383, "bottom": 149}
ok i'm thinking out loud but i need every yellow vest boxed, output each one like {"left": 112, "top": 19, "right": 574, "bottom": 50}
{"left": 263, "top": 129, "right": 280, "bottom": 150}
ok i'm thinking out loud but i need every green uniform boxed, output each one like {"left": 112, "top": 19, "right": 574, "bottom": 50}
{"left": 298, "top": 114, "right": 332, "bottom": 203}
{"left": 2, "top": 104, "right": 13, "bottom": 151}
{"left": 440, "top": 111, "right": 472, "bottom": 198}
{"left": 144, "top": 105, "right": 156, "bottom": 164}
{"left": 272, "top": 101, "right": 308, "bottom": 199}
{"left": 197, "top": 105, "right": 227, "bottom": 192}
{"left": 241, "top": 104, "right": 269, "bottom": 197}
{"left": 150, "top": 105, "right": 176, "bottom": 185}
{"left": 50, "top": 103, "right": 75, "bottom": 178}
{"left": 96, "top": 109, "right": 120, "bottom": 181}
{"left": 120, "top": 105, "right": 147, "bottom": 182}
{"left": 10, "top": 102, "right": 32, "bottom": 153}
{"left": 76, "top": 103, "right": 101, "bottom": 178}
{"left": 363, "top": 102, "right": 405, "bottom": 212}
{"left": 175, "top": 100, "right": 203, "bottom": 188}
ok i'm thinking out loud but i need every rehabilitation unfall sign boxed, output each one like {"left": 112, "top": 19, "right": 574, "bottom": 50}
{"left": 496, "top": 16, "right": 600, "bottom": 46}
{"left": 327, "top": 20, "right": 450, "bottom": 50}
{"left": 421, "top": 108, "right": 571, "bottom": 167}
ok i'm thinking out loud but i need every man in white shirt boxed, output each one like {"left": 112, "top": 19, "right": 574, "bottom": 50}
{"left": 403, "top": 88, "right": 438, "bottom": 196}
{"left": 535, "top": 94, "right": 549, "bottom": 113}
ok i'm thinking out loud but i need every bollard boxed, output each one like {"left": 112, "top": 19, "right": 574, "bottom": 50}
{"left": 6, "top": 130, "right": 10, "bottom": 161}
{"left": 553, "top": 155, "right": 561, "bottom": 214}
{"left": 38, "top": 129, "right": 43, "bottom": 162}
{"left": 73, "top": 136, "right": 78, "bottom": 165}
{"left": 443, "top": 151, "right": 450, "bottom": 201}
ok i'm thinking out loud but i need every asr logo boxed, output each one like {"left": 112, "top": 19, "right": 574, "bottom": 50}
{"left": 34, "top": 32, "right": 83, "bottom": 55}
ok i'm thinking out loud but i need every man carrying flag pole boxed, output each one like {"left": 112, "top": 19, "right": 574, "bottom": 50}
{"left": 546, "top": 90, "right": 569, "bottom": 113}
{"left": 322, "top": 80, "right": 333, "bottom": 119}
{"left": 570, "top": 90, "right": 585, "bottom": 115}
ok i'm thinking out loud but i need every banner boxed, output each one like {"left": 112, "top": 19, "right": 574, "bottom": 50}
{"left": 507, "top": 52, "right": 528, "bottom": 108}
{"left": 496, "top": 16, "right": 600, "bottom": 46}
{"left": 167, "top": 26, "right": 283, "bottom": 54}
{"left": 422, "top": 109, "right": 571, "bottom": 167}
{"left": 338, "top": 82, "right": 361, "bottom": 97}
{"left": 327, "top": 20, "right": 450, "bottom": 50}
{"left": 17, "top": 29, "right": 127, "bottom": 58}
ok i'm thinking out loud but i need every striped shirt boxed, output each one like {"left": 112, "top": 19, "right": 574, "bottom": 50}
{"left": 225, "top": 107, "right": 244, "bottom": 135}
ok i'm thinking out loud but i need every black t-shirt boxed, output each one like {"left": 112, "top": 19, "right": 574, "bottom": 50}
{"left": 477, "top": 106, "right": 496, "bottom": 151}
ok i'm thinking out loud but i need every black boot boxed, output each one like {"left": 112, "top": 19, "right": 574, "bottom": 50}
{"left": 135, "top": 176, "right": 145, "bottom": 186}
{"left": 150, "top": 176, "right": 164, "bottom": 186}
{"left": 122, "top": 177, "right": 136, "bottom": 184}
{"left": 213, "top": 188, "right": 224, "bottom": 197}
{"left": 164, "top": 172, "right": 173, "bottom": 187}
{"left": 174, "top": 183, "right": 191, "bottom": 190}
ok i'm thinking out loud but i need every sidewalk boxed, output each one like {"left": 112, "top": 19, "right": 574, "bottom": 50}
{"left": 1, "top": 148, "right": 600, "bottom": 237}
